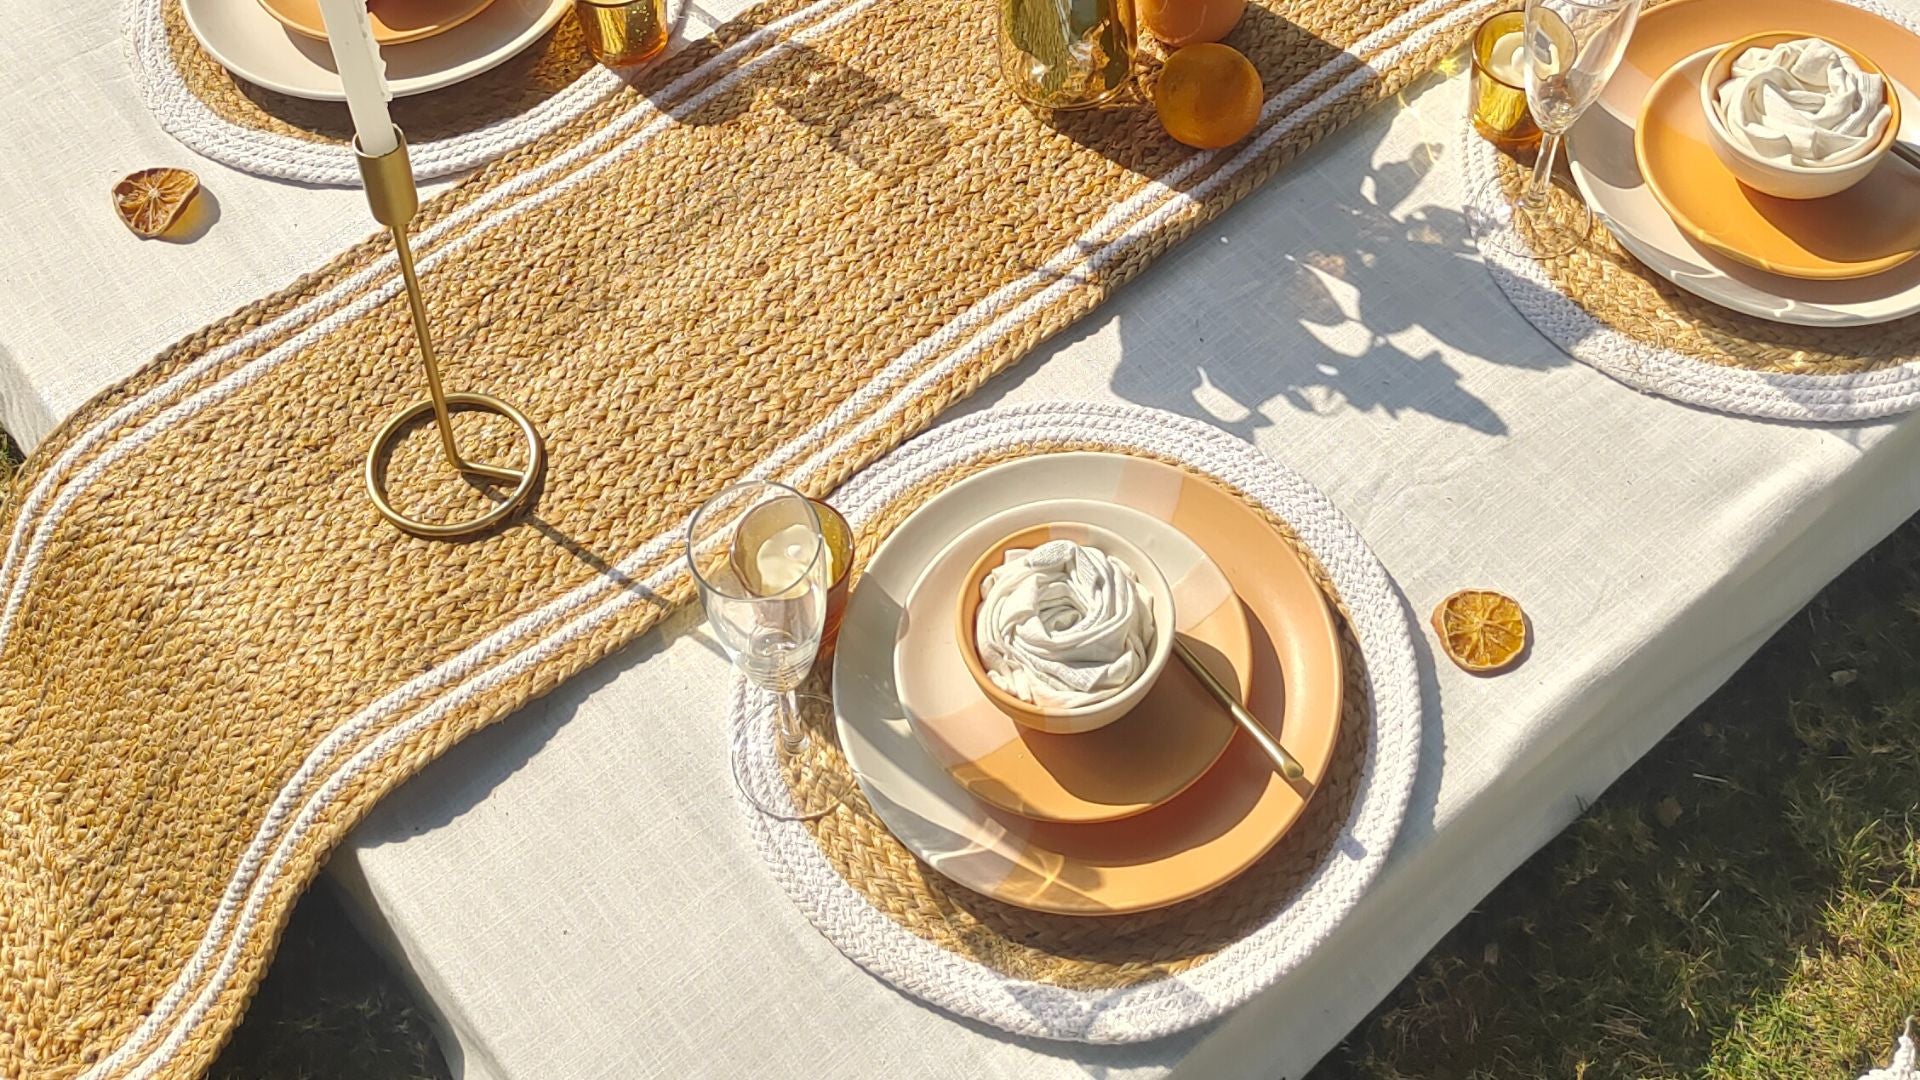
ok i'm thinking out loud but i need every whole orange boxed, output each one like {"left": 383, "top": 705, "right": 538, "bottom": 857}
{"left": 1139, "top": 0, "right": 1245, "bottom": 47}
{"left": 1154, "top": 43, "right": 1263, "bottom": 149}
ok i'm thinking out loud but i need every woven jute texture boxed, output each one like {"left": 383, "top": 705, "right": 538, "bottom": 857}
{"left": 785, "top": 441, "right": 1369, "bottom": 990}
{"left": 1489, "top": 151, "right": 1920, "bottom": 377}
{"left": 0, "top": 0, "right": 1480, "bottom": 1074}
{"left": 161, "top": 0, "right": 598, "bottom": 146}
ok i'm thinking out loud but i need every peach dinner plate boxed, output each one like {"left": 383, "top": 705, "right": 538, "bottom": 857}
{"left": 259, "top": 0, "right": 498, "bottom": 45}
{"left": 835, "top": 453, "right": 1343, "bottom": 917}
{"left": 1567, "top": 0, "right": 1920, "bottom": 319}
{"left": 897, "top": 501, "right": 1252, "bottom": 825}
{"left": 1636, "top": 50, "right": 1920, "bottom": 280}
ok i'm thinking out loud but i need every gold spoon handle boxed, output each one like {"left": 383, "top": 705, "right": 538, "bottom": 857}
{"left": 1172, "top": 638, "right": 1307, "bottom": 783}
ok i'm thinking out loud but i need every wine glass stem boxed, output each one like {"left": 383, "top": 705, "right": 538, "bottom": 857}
{"left": 774, "top": 688, "right": 805, "bottom": 754}
{"left": 1521, "top": 131, "right": 1563, "bottom": 214}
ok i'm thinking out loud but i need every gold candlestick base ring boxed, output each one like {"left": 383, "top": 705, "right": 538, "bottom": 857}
{"left": 366, "top": 392, "right": 545, "bottom": 539}
{"left": 355, "top": 125, "right": 546, "bottom": 539}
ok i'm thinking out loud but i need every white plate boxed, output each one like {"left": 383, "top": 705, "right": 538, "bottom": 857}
{"left": 1568, "top": 49, "right": 1920, "bottom": 327}
{"left": 181, "top": 0, "right": 570, "bottom": 101}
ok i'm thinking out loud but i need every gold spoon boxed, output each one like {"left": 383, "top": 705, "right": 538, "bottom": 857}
{"left": 1172, "top": 638, "right": 1307, "bottom": 783}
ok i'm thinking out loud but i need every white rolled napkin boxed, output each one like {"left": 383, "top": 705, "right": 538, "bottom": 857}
{"left": 1716, "top": 38, "right": 1892, "bottom": 167}
{"left": 975, "top": 539, "right": 1153, "bottom": 709}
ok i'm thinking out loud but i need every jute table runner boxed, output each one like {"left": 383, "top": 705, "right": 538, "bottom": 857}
{"left": 2, "top": 0, "right": 1486, "bottom": 1074}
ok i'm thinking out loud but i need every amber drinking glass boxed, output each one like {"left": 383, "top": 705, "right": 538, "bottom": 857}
{"left": 807, "top": 499, "right": 855, "bottom": 662}
{"left": 1470, "top": 11, "right": 1540, "bottom": 152}
{"left": 574, "top": 0, "right": 669, "bottom": 67}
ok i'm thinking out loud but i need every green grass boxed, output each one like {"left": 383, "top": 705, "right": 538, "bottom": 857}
{"left": 207, "top": 887, "right": 447, "bottom": 1080}
{"left": 5, "top": 431, "right": 1910, "bottom": 1078}
{"left": 1316, "top": 513, "right": 1920, "bottom": 1079}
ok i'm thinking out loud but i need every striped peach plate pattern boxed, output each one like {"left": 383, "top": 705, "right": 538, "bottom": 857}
{"left": 903, "top": 502, "right": 1252, "bottom": 824}
{"left": 835, "top": 452, "right": 1343, "bottom": 916}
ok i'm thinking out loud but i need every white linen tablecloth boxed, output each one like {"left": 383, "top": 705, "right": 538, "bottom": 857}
{"left": 6, "top": 2, "right": 1920, "bottom": 1076}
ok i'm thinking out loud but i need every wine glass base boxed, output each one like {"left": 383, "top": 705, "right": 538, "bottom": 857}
{"left": 1469, "top": 177, "right": 1593, "bottom": 261}
{"left": 733, "top": 689, "right": 852, "bottom": 821}
{"left": 733, "top": 742, "right": 851, "bottom": 821}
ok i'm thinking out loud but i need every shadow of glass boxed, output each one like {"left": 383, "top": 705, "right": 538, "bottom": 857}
{"left": 347, "top": 603, "right": 697, "bottom": 842}
{"left": 652, "top": 37, "right": 952, "bottom": 182}
{"left": 347, "top": 496, "right": 719, "bottom": 842}
{"left": 161, "top": 187, "right": 222, "bottom": 244}
{"left": 971, "top": 90, "right": 1606, "bottom": 443}
{"left": 1131, "top": 146, "right": 1523, "bottom": 436}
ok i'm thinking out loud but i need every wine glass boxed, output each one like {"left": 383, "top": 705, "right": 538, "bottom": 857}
{"left": 1471, "top": 0, "right": 1641, "bottom": 259}
{"left": 687, "top": 481, "right": 849, "bottom": 820}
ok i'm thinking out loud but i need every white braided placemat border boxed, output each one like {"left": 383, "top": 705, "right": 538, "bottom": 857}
{"left": 124, "top": 0, "right": 626, "bottom": 184}
{"left": 1463, "top": 0, "right": 1920, "bottom": 424}
{"left": 733, "top": 401, "right": 1422, "bottom": 1044}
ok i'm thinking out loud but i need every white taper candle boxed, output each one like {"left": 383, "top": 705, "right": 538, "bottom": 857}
{"left": 314, "top": 0, "right": 399, "bottom": 156}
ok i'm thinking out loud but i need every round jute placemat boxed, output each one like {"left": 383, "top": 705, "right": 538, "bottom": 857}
{"left": 737, "top": 402, "right": 1422, "bottom": 1043}
{"left": 131, "top": 0, "right": 626, "bottom": 182}
{"left": 1463, "top": 2, "right": 1920, "bottom": 422}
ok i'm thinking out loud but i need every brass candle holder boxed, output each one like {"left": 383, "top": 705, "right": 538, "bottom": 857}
{"left": 354, "top": 126, "right": 546, "bottom": 538}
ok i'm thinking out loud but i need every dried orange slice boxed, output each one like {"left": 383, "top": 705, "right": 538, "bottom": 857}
{"left": 1432, "top": 589, "right": 1528, "bottom": 674}
{"left": 113, "top": 168, "right": 200, "bottom": 238}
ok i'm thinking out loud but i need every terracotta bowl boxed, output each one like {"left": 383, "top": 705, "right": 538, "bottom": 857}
{"left": 1699, "top": 31, "right": 1901, "bottom": 199}
{"left": 956, "top": 521, "right": 1175, "bottom": 734}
